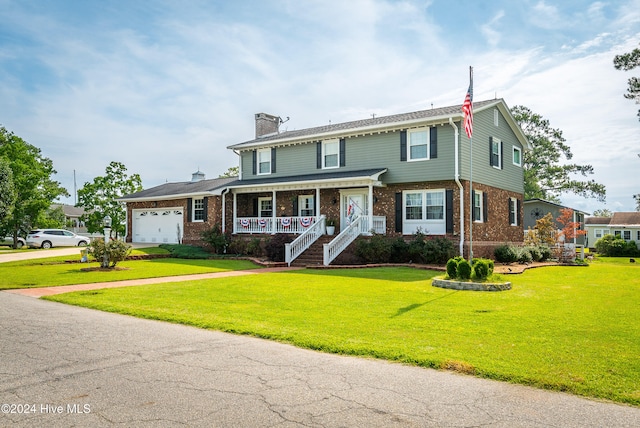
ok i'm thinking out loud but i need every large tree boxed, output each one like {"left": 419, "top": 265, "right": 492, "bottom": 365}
{"left": 0, "top": 126, "right": 69, "bottom": 243}
{"left": 614, "top": 44, "right": 640, "bottom": 121}
{"left": 0, "top": 157, "right": 16, "bottom": 232}
{"left": 510, "top": 106, "right": 606, "bottom": 203}
{"left": 77, "top": 161, "right": 143, "bottom": 239}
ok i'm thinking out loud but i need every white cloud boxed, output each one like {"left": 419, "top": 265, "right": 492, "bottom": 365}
{"left": 481, "top": 10, "right": 505, "bottom": 47}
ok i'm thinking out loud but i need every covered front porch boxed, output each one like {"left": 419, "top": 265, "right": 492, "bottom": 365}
{"left": 224, "top": 169, "right": 388, "bottom": 236}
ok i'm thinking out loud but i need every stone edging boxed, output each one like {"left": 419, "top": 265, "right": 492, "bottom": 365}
{"left": 432, "top": 278, "right": 511, "bottom": 292}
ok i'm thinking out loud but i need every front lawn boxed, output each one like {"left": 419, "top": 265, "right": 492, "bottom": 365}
{"left": 44, "top": 261, "right": 640, "bottom": 406}
{"left": 0, "top": 256, "right": 259, "bottom": 289}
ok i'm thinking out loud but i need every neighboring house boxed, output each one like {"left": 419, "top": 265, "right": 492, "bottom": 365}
{"left": 523, "top": 199, "right": 589, "bottom": 246}
{"left": 51, "top": 204, "right": 89, "bottom": 234}
{"left": 120, "top": 173, "right": 236, "bottom": 245}
{"left": 122, "top": 98, "right": 531, "bottom": 263}
{"left": 584, "top": 212, "right": 640, "bottom": 249}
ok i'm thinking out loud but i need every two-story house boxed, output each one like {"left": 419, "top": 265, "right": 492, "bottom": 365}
{"left": 122, "top": 98, "right": 530, "bottom": 264}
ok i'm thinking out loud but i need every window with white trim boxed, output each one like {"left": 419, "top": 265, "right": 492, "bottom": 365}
{"left": 614, "top": 230, "right": 621, "bottom": 238}
{"left": 473, "top": 191, "right": 483, "bottom": 222}
{"left": 299, "top": 195, "right": 315, "bottom": 216}
{"left": 405, "top": 193, "right": 422, "bottom": 220}
{"left": 323, "top": 139, "right": 339, "bottom": 169}
{"left": 408, "top": 128, "right": 429, "bottom": 161}
{"left": 623, "top": 230, "right": 631, "bottom": 240}
{"left": 257, "top": 148, "right": 271, "bottom": 175}
{"left": 258, "top": 197, "right": 272, "bottom": 218}
{"left": 491, "top": 137, "right": 502, "bottom": 169}
{"left": 594, "top": 228, "right": 609, "bottom": 239}
{"left": 193, "top": 198, "right": 204, "bottom": 221}
{"left": 513, "top": 146, "right": 522, "bottom": 167}
{"left": 402, "top": 189, "right": 445, "bottom": 235}
{"left": 637, "top": 230, "right": 640, "bottom": 241}
{"left": 509, "top": 197, "right": 518, "bottom": 226}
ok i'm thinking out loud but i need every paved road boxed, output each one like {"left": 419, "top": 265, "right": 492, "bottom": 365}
{"left": 1, "top": 293, "right": 638, "bottom": 427}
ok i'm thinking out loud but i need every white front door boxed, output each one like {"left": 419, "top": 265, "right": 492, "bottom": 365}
{"left": 341, "top": 191, "right": 367, "bottom": 231}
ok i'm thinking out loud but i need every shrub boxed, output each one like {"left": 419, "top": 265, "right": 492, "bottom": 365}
{"left": 389, "top": 237, "right": 410, "bottom": 263}
{"left": 446, "top": 258, "right": 458, "bottom": 278}
{"left": 517, "top": 247, "right": 533, "bottom": 263}
{"left": 524, "top": 246, "right": 542, "bottom": 262}
{"left": 538, "top": 245, "right": 553, "bottom": 262}
{"left": 354, "top": 234, "right": 392, "bottom": 263}
{"left": 457, "top": 259, "right": 472, "bottom": 280}
{"left": 201, "top": 224, "right": 230, "bottom": 254}
{"left": 407, "top": 232, "right": 426, "bottom": 263}
{"left": 88, "top": 238, "right": 132, "bottom": 268}
{"left": 422, "top": 237, "right": 456, "bottom": 264}
{"left": 473, "top": 258, "right": 494, "bottom": 280}
{"left": 158, "top": 244, "right": 211, "bottom": 259}
{"left": 595, "top": 234, "right": 639, "bottom": 257}
{"left": 494, "top": 244, "right": 518, "bottom": 263}
{"left": 264, "top": 234, "right": 294, "bottom": 262}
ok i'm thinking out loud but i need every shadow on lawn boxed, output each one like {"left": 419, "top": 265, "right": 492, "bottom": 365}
{"left": 391, "top": 291, "right": 459, "bottom": 317}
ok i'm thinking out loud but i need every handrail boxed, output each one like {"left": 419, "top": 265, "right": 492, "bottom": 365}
{"left": 285, "top": 215, "right": 326, "bottom": 266}
{"left": 323, "top": 216, "right": 363, "bottom": 266}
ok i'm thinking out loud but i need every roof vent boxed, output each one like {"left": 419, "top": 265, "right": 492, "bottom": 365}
{"left": 191, "top": 170, "right": 205, "bottom": 182}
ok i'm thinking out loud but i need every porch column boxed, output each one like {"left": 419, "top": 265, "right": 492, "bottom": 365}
{"left": 233, "top": 192, "right": 237, "bottom": 234}
{"left": 368, "top": 183, "right": 374, "bottom": 234}
{"left": 316, "top": 187, "right": 321, "bottom": 219}
{"left": 272, "top": 190, "right": 277, "bottom": 234}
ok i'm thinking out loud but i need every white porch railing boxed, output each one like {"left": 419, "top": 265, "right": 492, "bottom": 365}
{"left": 323, "top": 216, "right": 363, "bottom": 266}
{"left": 235, "top": 216, "right": 319, "bottom": 234}
{"left": 285, "top": 216, "right": 326, "bottom": 266}
{"left": 370, "top": 216, "right": 386, "bottom": 234}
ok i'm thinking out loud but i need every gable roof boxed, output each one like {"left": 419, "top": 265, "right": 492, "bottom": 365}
{"left": 119, "top": 176, "right": 237, "bottom": 202}
{"left": 585, "top": 217, "right": 612, "bottom": 225}
{"left": 229, "top": 98, "right": 531, "bottom": 151}
{"left": 610, "top": 212, "right": 640, "bottom": 227}
{"left": 524, "top": 198, "right": 590, "bottom": 216}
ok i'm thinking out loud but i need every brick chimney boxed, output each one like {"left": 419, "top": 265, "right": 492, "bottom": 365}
{"left": 255, "top": 113, "right": 280, "bottom": 138}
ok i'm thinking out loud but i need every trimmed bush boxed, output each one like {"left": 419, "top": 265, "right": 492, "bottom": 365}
{"left": 201, "top": 224, "right": 230, "bottom": 254}
{"left": 354, "top": 234, "right": 392, "bottom": 263}
{"left": 88, "top": 238, "right": 132, "bottom": 267}
{"left": 457, "top": 259, "right": 472, "bottom": 280}
{"left": 446, "top": 258, "right": 458, "bottom": 278}
{"left": 472, "top": 258, "right": 494, "bottom": 280}
{"left": 517, "top": 247, "right": 533, "bottom": 263}
{"left": 538, "top": 245, "right": 553, "bottom": 262}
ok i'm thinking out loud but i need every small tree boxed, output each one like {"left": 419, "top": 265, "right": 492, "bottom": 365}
{"left": 556, "top": 208, "right": 587, "bottom": 262}
{"left": 77, "top": 161, "right": 142, "bottom": 239}
{"left": 87, "top": 238, "right": 132, "bottom": 268}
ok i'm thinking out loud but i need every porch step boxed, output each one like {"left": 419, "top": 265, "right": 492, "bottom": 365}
{"left": 290, "top": 235, "right": 334, "bottom": 267}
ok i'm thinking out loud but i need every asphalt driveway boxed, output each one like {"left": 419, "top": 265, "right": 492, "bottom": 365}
{"left": 1, "top": 292, "right": 638, "bottom": 427}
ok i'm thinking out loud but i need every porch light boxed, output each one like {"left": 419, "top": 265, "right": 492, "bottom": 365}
{"left": 103, "top": 215, "right": 112, "bottom": 228}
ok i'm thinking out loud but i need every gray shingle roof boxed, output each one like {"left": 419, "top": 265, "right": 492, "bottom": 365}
{"left": 229, "top": 99, "right": 502, "bottom": 150}
{"left": 227, "top": 168, "right": 387, "bottom": 188}
{"left": 120, "top": 176, "right": 237, "bottom": 200}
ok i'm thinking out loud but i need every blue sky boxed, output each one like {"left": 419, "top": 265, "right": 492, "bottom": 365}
{"left": 1, "top": 0, "right": 639, "bottom": 213}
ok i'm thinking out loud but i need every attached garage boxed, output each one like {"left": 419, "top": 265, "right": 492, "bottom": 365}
{"left": 132, "top": 208, "right": 183, "bottom": 244}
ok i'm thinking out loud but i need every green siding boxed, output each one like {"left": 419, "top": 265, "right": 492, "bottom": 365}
{"left": 459, "top": 107, "right": 524, "bottom": 194}
{"left": 238, "top": 106, "right": 524, "bottom": 195}
{"left": 240, "top": 125, "right": 457, "bottom": 183}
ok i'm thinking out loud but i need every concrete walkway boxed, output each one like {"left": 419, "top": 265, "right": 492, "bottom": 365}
{"left": 4, "top": 266, "right": 300, "bottom": 297}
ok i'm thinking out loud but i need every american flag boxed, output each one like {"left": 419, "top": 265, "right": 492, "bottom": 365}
{"left": 462, "top": 71, "right": 473, "bottom": 138}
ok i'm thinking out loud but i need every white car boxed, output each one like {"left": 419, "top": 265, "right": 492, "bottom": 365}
{"left": 26, "top": 229, "right": 90, "bottom": 249}
{"left": 1, "top": 236, "right": 26, "bottom": 248}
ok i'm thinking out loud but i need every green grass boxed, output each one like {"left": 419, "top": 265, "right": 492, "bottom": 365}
{"left": 43, "top": 261, "right": 640, "bottom": 406}
{"left": 0, "top": 256, "right": 259, "bottom": 289}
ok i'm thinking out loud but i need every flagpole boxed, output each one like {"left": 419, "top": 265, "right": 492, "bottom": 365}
{"left": 468, "top": 66, "right": 474, "bottom": 261}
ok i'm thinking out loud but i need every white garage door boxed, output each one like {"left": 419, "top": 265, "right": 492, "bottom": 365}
{"left": 132, "top": 208, "right": 183, "bottom": 244}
